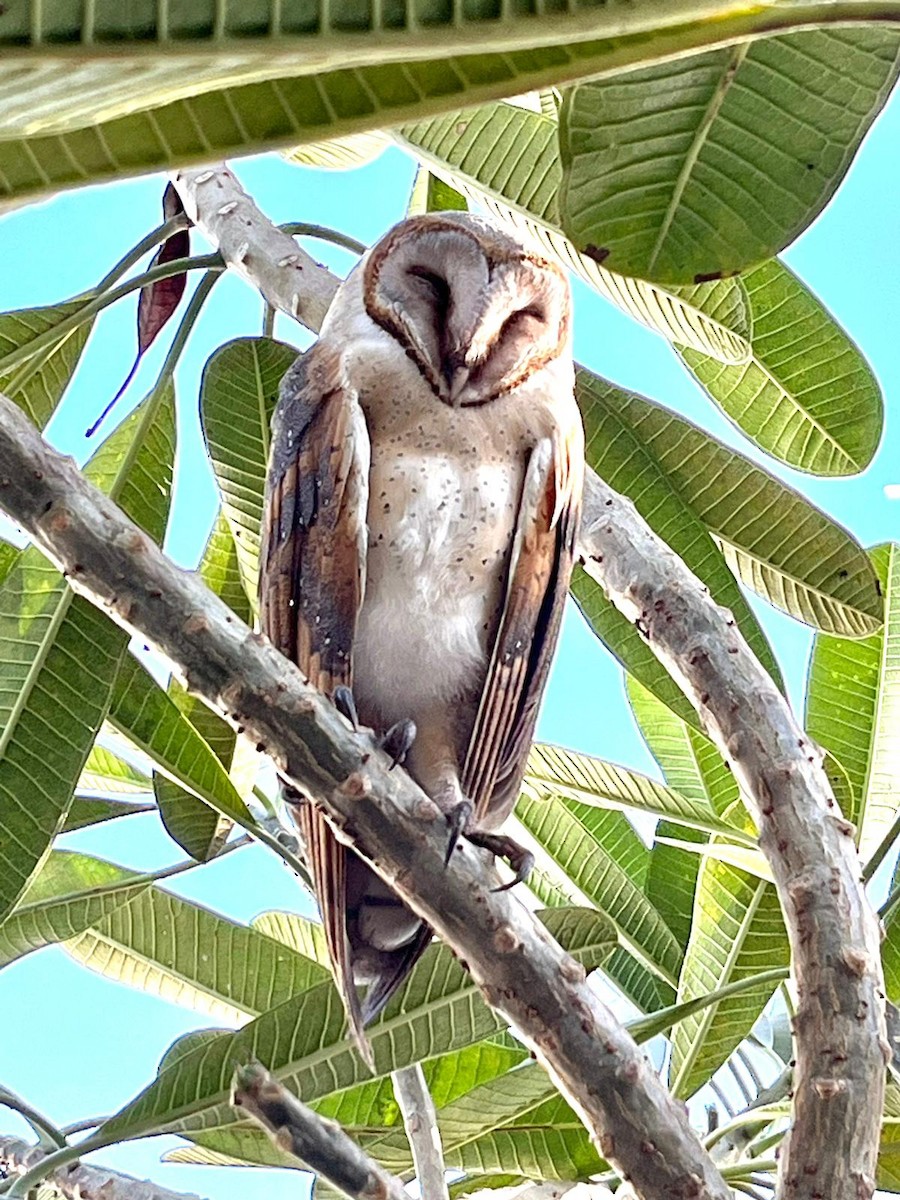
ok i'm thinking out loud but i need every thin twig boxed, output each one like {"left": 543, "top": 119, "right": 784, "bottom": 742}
{"left": 391, "top": 1065, "right": 449, "bottom": 1200}
{"left": 0, "top": 1138, "right": 208, "bottom": 1200}
{"left": 231, "top": 1063, "right": 409, "bottom": 1200}
{"left": 0, "top": 1092, "right": 65, "bottom": 1150}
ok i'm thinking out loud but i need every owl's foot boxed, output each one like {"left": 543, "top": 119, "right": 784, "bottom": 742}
{"left": 444, "top": 800, "right": 473, "bottom": 866}
{"left": 465, "top": 830, "right": 535, "bottom": 892}
{"left": 333, "top": 685, "right": 360, "bottom": 731}
{"left": 379, "top": 719, "right": 417, "bottom": 771}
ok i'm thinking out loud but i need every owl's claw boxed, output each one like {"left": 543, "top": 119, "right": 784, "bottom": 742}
{"left": 444, "top": 800, "right": 473, "bottom": 866}
{"left": 464, "top": 829, "right": 534, "bottom": 892}
{"left": 379, "top": 719, "right": 417, "bottom": 771}
{"left": 333, "top": 685, "right": 360, "bottom": 731}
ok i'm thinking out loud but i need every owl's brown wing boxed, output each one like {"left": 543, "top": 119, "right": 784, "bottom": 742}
{"left": 462, "top": 425, "right": 583, "bottom": 827}
{"left": 259, "top": 347, "right": 371, "bottom": 1058}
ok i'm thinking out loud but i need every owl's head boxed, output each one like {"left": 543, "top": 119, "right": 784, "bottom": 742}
{"left": 361, "top": 213, "right": 571, "bottom": 407}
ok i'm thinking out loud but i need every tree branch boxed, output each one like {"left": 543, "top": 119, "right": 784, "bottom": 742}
{"left": 391, "top": 1064, "right": 449, "bottom": 1200}
{"left": 232, "top": 1063, "right": 409, "bottom": 1200}
{"left": 579, "top": 479, "right": 887, "bottom": 1197}
{"left": 0, "top": 387, "right": 731, "bottom": 1200}
{"left": 170, "top": 161, "right": 887, "bottom": 1199}
{"left": 0, "top": 1138, "right": 208, "bottom": 1200}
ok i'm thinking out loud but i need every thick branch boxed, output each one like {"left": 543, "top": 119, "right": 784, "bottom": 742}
{"left": 579, "top": 479, "right": 887, "bottom": 1199}
{"left": 0, "top": 1137, "right": 207, "bottom": 1200}
{"left": 391, "top": 1065, "right": 449, "bottom": 1200}
{"left": 0, "top": 392, "right": 730, "bottom": 1200}
{"left": 170, "top": 163, "right": 887, "bottom": 1199}
{"left": 232, "top": 1063, "right": 408, "bottom": 1200}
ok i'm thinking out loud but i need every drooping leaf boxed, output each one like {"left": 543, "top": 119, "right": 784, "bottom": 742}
{"left": 669, "top": 856, "right": 789, "bottom": 1098}
{"left": 806, "top": 544, "right": 900, "bottom": 849}
{"left": 108, "top": 653, "right": 252, "bottom": 830}
{"left": 155, "top": 517, "right": 253, "bottom": 859}
{"left": 65, "top": 884, "right": 328, "bottom": 1025}
{"left": 680, "top": 258, "right": 883, "bottom": 476}
{"left": 627, "top": 675, "right": 740, "bottom": 952}
{"left": 96, "top": 908, "right": 612, "bottom": 1143}
{"left": 200, "top": 337, "right": 298, "bottom": 609}
{"left": 0, "top": 300, "right": 95, "bottom": 427}
{"left": 0, "top": 390, "right": 175, "bottom": 921}
{"left": 0, "top": 850, "right": 148, "bottom": 970}
{"left": 586, "top": 372, "right": 882, "bottom": 636}
{"left": 558, "top": 30, "right": 900, "bottom": 283}
{"left": 395, "top": 103, "right": 752, "bottom": 363}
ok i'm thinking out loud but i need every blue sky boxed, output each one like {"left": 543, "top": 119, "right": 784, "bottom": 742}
{"left": 1, "top": 89, "right": 899, "bottom": 1198}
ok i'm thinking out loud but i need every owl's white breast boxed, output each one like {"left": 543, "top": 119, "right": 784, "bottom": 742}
{"left": 342, "top": 334, "right": 526, "bottom": 729}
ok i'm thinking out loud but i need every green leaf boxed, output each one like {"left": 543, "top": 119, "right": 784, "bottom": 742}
{"left": 154, "top": 513, "right": 254, "bottom": 860}
{"left": 65, "top": 885, "right": 328, "bottom": 1024}
{"left": 558, "top": 30, "right": 900, "bottom": 283}
{"left": 0, "top": 540, "right": 19, "bottom": 588}
{"left": 575, "top": 369, "right": 783, "bottom": 708}
{"left": 108, "top": 653, "right": 252, "bottom": 830}
{"left": 0, "top": 390, "right": 175, "bottom": 921}
{"left": 806, "top": 544, "right": 900, "bottom": 850}
{"left": 0, "top": 300, "right": 95, "bottom": 427}
{"left": 0, "top": 850, "right": 148, "bottom": 970}
{"left": 78, "top": 744, "right": 151, "bottom": 796}
{"left": 285, "top": 132, "right": 390, "bottom": 170}
{"left": 62, "top": 796, "right": 154, "bottom": 833}
{"left": 515, "top": 792, "right": 681, "bottom": 985}
{"left": 524, "top": 743, "right": 749, "bottom": 845}
{"left": 395, "top": 102, "right": 752, "bottom": 363}
{"left": 96, "top": 907, "right": 612, "bottom": 1143}
{"left": 669, "top": 861, "right": 788, "bottom": 1098}
{"left": 680, "top": 258, "right": 883, "bottom": 475}
{"left": 628, "top": 674, "right": 739, "bottom": 952}
{"left": 200, "top": 337, "right": 298, "bottom": 610}
{"left": 251, "top": 910, "right": 330, "bottom": 966}
{"left": 593, "top": 373, "right": 883, "bottom": 636}
{"left": 407, "top": 166, "right": 469, "bottom": 216}
{"left": 3, "top": 3, "right": 877, "bottom": 206}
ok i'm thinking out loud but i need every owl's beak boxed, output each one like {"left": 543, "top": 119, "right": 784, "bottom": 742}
{"left": 443, "top": 347, "right": 470, "bottom": 406}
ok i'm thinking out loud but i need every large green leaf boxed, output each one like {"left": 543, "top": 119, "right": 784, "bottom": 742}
{"left": 108, "top": 653, "right": 251, "bottom": 829}
{"left": 558, "top": 30, "right": 900, "bottom": 283}
{"left": 515, "top": 792, "right": 681, "bottom": 986}
{"left": 154, "top": 515, "right": 253, "bottom": 860}
{"left": 2, "top": 0, "right": 876, "bottom": 205}
{"left": 94, "top": 908, "right": 612, "bottom": 1144}
{"left": 524, "top": 742, "right": 749, "bottom": 845}
{"left": 0, "top": 850, "right": 148, "bottom": 970}
{"left": 65, "top": 885, "right": 328, "bottom": 1025}
{"left": 589, "top": 373, "right": 882, "bottom": 636}
{"left": 62, "top": 795, "right": 154, "bottom": 833}
{"left": 0, "top": 300, "right": 95, "bottom": 427}
{"left": 575, "top": 368, "right": 783, "bottom": 710}
{"left": 680, "top": 258, "right": 883, "bottom": 475}
{"left": 806, "top": 544, "right": 900, "bottom": 850}
{"left": 396, "top": 102, "right": 751, "bottom": 363}
{"left": 200, "top": 337, "right": 297, "bottom": 609}
{"left": 627, "top": 675, "right": 739, "bottom": 954}
{"left": 0, "top": 391, "right": 175, "bottom": 922}
{"left": 669, "top": 855, "right": 789, "bottom": 1098}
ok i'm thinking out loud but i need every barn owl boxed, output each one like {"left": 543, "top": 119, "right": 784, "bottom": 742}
{"left": 260, "top": 212, "right": 584, "bottom": 1061}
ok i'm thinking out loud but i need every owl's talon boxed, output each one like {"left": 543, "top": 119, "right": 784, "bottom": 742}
{"left": 465, "top": 829, "right": 534, "bottom": 891}
{"left": 380, "top": 719, "right": 417, "bottom": 770}
{"left": 445, "top": 800, "right": 473, "bottom": 866}
{"left": 333, "top": 685, "right": 360, "bottom": 732}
